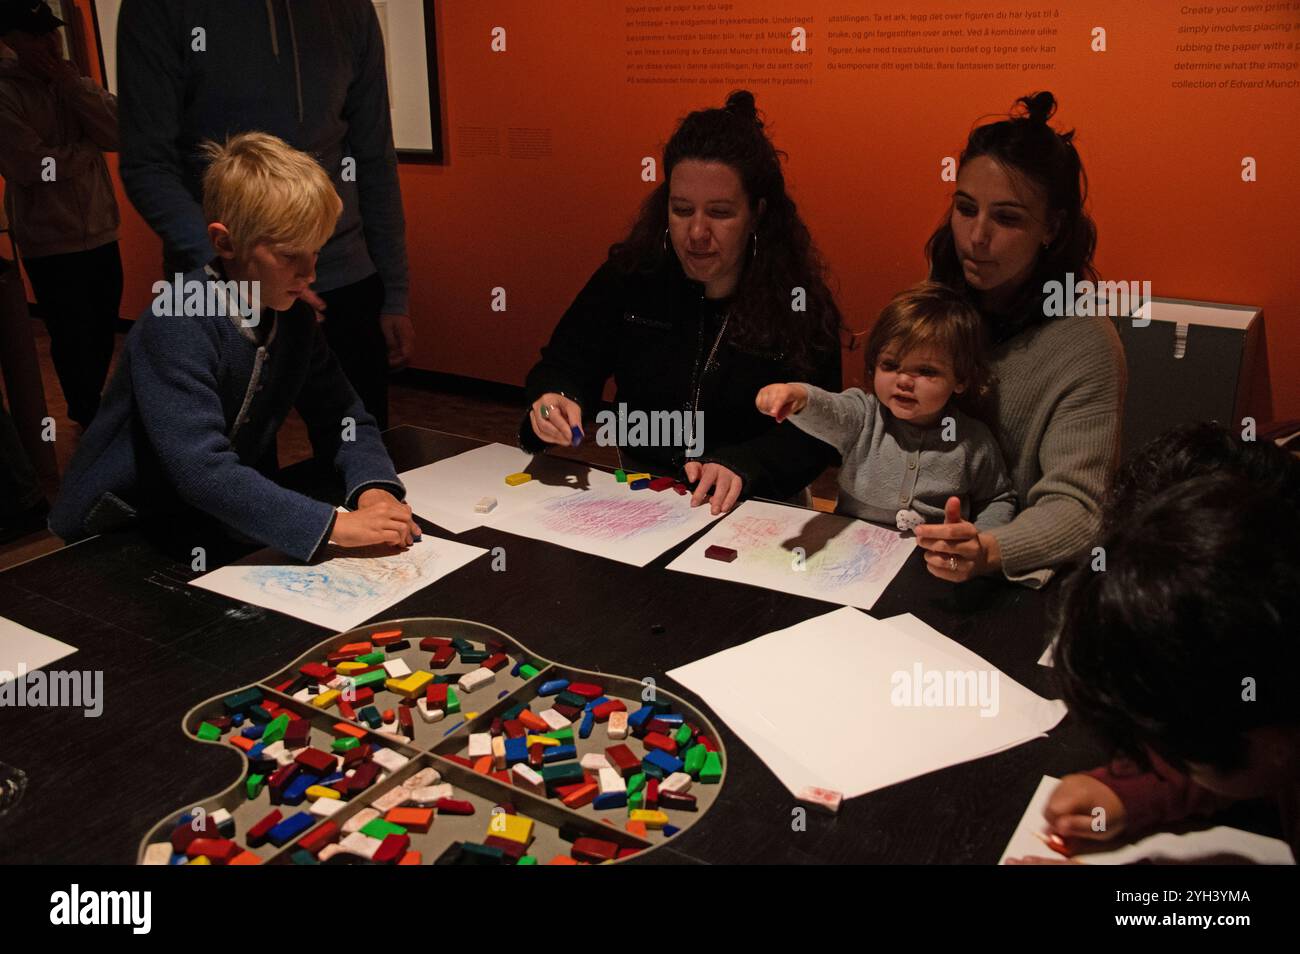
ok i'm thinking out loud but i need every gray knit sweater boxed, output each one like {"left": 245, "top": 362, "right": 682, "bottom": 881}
{"left": 982, "top": 314, "right": 1127, "bottom": 587}
{"left": 791, "top": 386, "right": 1017, "bottom": 530}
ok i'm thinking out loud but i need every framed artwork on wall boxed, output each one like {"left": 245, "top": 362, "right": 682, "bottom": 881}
{"left": 88, "top": 0, "right": 443, "bottom": 163}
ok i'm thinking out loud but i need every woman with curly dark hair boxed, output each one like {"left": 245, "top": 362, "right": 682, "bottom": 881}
{"left": 519, "top": 90, "right": 843, "bottom": 513}
{"left": 913, "top": 91, "right": 1127, "bottom": 588}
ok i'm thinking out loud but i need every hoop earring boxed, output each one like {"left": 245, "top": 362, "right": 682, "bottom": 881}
{"left": 663, "top": 228, "right": 670, "bottom": 254}
{"left": 750, "top": 232, "right": 759, "bottom": 261}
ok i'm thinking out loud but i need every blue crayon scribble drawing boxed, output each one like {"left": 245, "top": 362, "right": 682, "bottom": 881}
{"left": 245, "top": 550, "right": 432, "bottom": 612}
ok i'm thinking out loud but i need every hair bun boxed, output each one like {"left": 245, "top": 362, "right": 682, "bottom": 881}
{"left": 1018, "top": 91, "right": 1057, "bottom": 126}
{"left": 725, "top": 89, "right": 762, "bottom": 129}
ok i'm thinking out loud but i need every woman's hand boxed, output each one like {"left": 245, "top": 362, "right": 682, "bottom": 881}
{"left": 332, "top": 490, "right": 420, "bottom": 548}
{"left": 529, "top": 392, "right": 583, "bottom": 447}
{"left": 684, "top": 461, "right": 743, "bottom": 516}
{"left": 913, "top": 496, "right": 1000, "bottom": 582}
{"left": 755, "top": 382, "right": 808, "bottom": 423}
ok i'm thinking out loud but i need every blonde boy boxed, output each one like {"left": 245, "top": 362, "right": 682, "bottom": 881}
{"left": 51, "top": 133, "right": 418, "bottom": 559}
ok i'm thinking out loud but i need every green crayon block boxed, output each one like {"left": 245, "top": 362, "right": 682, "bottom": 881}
{"left": 197, "top": 722, "right": 221, "bottom": 742}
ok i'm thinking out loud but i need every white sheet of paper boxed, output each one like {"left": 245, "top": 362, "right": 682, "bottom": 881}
{"left": 0, "top": 616, "right": 77, "bottom": 683}
{"left": 666, "top": 499, "right": 915, "bottom": 610}
{"left": 189, "top": 535, "right": 487, "bottom": 631}
{"left": 399, "top": 443, "right": 586, "bottom": 534}
{"left": 488, "top": 468, "right": 722, "bottom": 567}
{"left": 1000, "top": 775, "right": 1295, "bottom": 865}
{"left": 666, "top": 607, "right": 1067, "bottom": 798}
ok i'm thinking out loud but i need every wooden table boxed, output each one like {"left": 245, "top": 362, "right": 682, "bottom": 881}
{"left": 0, "top": 425, "right": 1118, "bottom": 864}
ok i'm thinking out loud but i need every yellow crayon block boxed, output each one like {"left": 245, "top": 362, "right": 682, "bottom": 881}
{"left": 311, "top": 689, "right": 341, "bottom": 709}
{"left": 486, "top": 812, "right": 534, "bottom": 845}
{"left": 188, "top": 856, "right": 212, "bottom": 865}
{"left": 526, "top": 734, "right": 560, "bottom": 748}
{"left": 385, "top": 671, "right": 434, "bottom": 700}
{"left": 336, "top": 661, "right": 369, "bottom": 674}
{"left": 628, "top": 809, "right": 670, "bottom": 830}
{"left": 305, "top": 785, "right": 341, "bottom": 801}
{"left": 464, "top": 712, "right": 478, "bottom": 721}
{"left": 505, "top": 472, "right": 532, "bottom": 486}
{"left": 625, "top": 473, "right": 651, "bottom": 482}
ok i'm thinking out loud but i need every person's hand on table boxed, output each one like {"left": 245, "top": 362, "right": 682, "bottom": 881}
{"left": 684, "top": 461, "right": 742, "bottom": 516}
{"left": 914, "top": 496, "right": 1000, "bottom": 582}
{"left": 1004, "top": 773, "right": 1127, "bottom": 864}
{"left": 529, "top": 392, "right": 583, "bottom": 446}
{"left": 755, "top": 382, "right": 808, "bottom": 423}
{"left": 332, "top": 489, "right": 420, "bottom": 548}
{"left": 380, "top": 313, "right": 414, "bottom": 370}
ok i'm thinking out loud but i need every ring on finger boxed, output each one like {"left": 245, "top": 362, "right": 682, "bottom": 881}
{"left": 538, "top": 404, "right": 551, "bottom": 420}
{"left": 947, "top": 556, "right": 958, "bottom": 571}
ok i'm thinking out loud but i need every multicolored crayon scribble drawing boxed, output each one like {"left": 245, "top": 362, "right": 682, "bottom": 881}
{"left": 713, "top": 517, "right": 908, "bottom": 591}
{"left": 245, "top": 551, "right": 431, "bottom": 612}
{"left": 536, "top": 492, "right": 692, "bottom": 541}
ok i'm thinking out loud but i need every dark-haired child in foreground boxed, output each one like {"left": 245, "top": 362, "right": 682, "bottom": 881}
{"left": 50, "top": 133, "right": 419, "bottom": 560}
{"left": 757, "top": 282, "right": 1015, "bottom": 538}
{"left": 1007, "top": 423, "right": 1300, "bottom": 863}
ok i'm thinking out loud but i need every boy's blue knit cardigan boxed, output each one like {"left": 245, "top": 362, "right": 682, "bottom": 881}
{"left": 49, "top": 263, "right": 405, "bottom": 561}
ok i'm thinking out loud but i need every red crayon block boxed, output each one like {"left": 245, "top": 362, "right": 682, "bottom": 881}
{"left": 271, "top": 677, "right": 295, "bottom": 693}
{"left": 372, "top": 833, "right": 410, "bottom": 864}
{"left": 435, "top": 798, "right": 475, "bottom": 816}
{"left": 429, "top": 646, "right": 455, "bottom": 669}
{"left": 591, "top": 700, "right": 627, "bottom": 722}
{"left": 299, "top": 662, "right": 333, "bottom": 682}
{"left": 672, "top": 482, "right": 688, "bottom": 495}
{"left": 443, "top": 754, "right": 473, "bottom": 768}
{"left": 646, "top": 718, "right": 676, "bottom": 735}
{"left": 246, "top": 810, "right": 282, "bottom": 848}
{"left": 617, "top": 847, "right": 641, "bottom": 859}
{"left": 294, "top": 748, "right": 335, "bottom": 776}
{"left": 337, "top": 641, "right": 372, "bottom": 656}
{"left": 553, "top": 703, "right": 582, "bottom": 721}
{"left": 705, "top": 545, "right": 738, "bottom": 563}
{"left": 528, "top": 743, "right": 545, "bottom": 769}
{"left": 484, "top": 835, "right": 527, "bottom": 860}
{"left": 492, "top": 770, "right": 511, "bottom": 784}
{"left": 426, "top": 683, "right": 449, "bottom": 707}
{"left": 567, "top": 682, "right": 604, "bottom": 699}
{"left": 649, "top": 476, "right": 675, "bottom": 492}
{"left": 187, "top": 838, "right": 240, "bottom": 864}
{"left": 298, "top": 820, "right": 340, "bottom": 855}
{"left": 341, "top": 744, "right": 370, "bottom": 768}
{"left": 604, "top": 744, "right": 640, "bottom": 777}
{"left": 419, "top": 636, "right": 452, "bottom": 651}
{"left": 338, "top": 698, "right": 357, "bottom": 720}
{"left": 645, "top": 778, "right": 659, "bottom": 810}
{"left": 481, "top": 653, "right": 509, "bottom": 673}
{"left": 571, "top": 837, "right": 620, "bottom": 864}
{"left": 643, "top": 732, "right": 678, "bottom": 755}
{"left": 561, "top": 783, "right": 598, "bottom": 809}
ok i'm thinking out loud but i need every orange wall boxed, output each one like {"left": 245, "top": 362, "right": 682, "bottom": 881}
{"left": 88, "top": 0, "right": 1299, "bottom": 421}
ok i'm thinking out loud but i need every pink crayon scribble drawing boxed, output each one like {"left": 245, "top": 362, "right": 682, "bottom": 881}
{"left": 538, "top": 493, "right": 691, "bottom": 541}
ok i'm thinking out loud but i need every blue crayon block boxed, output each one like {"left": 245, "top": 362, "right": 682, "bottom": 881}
{"left": 282, "top": 773, "right": 320, "bottom": 806}
{"left": 663, "top": 824, "right": 681, "bottom": 837}
{"left": 231, "top": 714, "right": 246, "bottom": 728}
{"left": 267, "top": 812, "right": 314, "bottom": 847}
{"left": 168, "top": 852, "right": 186, "bottom": 865}
{"left": 542, "top": 744, "right": 577, "bottom": 764}
{"left": 538, "top": 679, "right": 569, "bottom": 696}
{"left": 583, "top": 696, "right": 610, "bottom": 712}
{"left": 652, "top": 713, "right": 685, "bottom": 726}
{"left": 630, "top": 479, "right": 650, "bottom": 490}
{"left": 579, "top": 711, "right": 595, "bottom": 740}
{"left": 570, "top": 425, "right": 583, "bottom": 447}
{"left": 510, "top": 659, "right": 523, "bottom": 678}
{"left": 592, "top": 791, "right": 627, "bottom": 811}
{"left": 643, "top": 750, "right": 684, "bottom": 775}
{"left": 246, "top": 743, "right": 265, "bottom": 761}
{"left": 628, "top": 707, "right": 654, "bottom": 732}
{"left": 497, "top": 689, "right": 509, "bottom": 699}
{"left": 505, "top": 737, "right": 528, "bottom": 765}
{"left": 241, "top": 724, "right": 264, "bottom": 740}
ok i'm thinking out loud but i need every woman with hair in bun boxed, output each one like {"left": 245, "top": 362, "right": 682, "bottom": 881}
{"left": 914, "top": 91, "right": 1126, "bottom": 587}
{"left": 520, "top": 90, "right": 843, "bottom": 514}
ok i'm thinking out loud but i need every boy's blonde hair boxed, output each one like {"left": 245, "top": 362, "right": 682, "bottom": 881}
{"left": 199, "top": 132, "right": 341, "bottom": 256}
{"left": 864, "top": 281, "right": 992, "bottom": 403}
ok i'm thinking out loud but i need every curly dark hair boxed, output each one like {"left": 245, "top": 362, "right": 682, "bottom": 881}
{"left": 609, "top": 90, "right": 842, "bottom": 376}
{"left": 926, "top": 91, "right": 1098, "bottom": 333}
